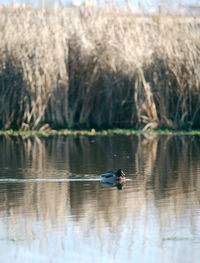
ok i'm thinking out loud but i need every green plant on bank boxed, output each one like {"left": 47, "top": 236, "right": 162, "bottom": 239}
{"left": 0, "top": 6, "right": 199, "bottom": 130}
{"left": 162, "top": 237, "right": 193, "bottom": 241}
{"left": 11, "top": 237, "right": 22, "bottom": 242}
{"left": 1, "top": 128, "right": 200, "bottom": 137}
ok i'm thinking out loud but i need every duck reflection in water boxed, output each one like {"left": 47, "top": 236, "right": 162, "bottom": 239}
{"left": 100, "top": 169, "right": 126, "bottom": 190}
{"left": 101, "top": 181, "right": 125, "bottom": 190}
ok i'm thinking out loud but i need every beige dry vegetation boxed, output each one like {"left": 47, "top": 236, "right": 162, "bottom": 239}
{"left": 0, "top": 6, "right": 199, "bottom": 130}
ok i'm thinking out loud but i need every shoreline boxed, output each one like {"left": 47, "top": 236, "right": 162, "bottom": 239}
{"left": 1, "top": 128, "right": 200, "bottom": 137}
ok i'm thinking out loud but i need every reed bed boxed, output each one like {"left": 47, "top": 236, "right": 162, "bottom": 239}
{"left": 0, "top": 6, "right": 199, "bottom": 130}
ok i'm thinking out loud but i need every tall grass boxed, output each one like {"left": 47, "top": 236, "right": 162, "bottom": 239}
{"left": 0, "top": 6, "right": 199, "bottom": 130}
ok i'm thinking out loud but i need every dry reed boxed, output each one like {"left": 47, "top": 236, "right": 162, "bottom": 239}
{"left": 0, "top": 6, "right": 199, "bottom": 130}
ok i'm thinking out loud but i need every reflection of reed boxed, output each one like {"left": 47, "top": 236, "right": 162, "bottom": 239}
{"left": 0, "top": 135, "right": 200, "bottom": 249}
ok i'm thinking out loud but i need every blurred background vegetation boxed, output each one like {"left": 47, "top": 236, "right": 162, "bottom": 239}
{"left": 0, "top": 1, "right": 199, "bottom": 130}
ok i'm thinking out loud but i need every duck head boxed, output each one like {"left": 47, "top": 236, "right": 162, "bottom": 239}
{"left": 116, "top": 169, "right": 125, "bottom": 178}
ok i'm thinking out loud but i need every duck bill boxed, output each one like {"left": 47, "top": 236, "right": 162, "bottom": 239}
{"left": 121, "top": 171, "right": 125, "bottom": 177}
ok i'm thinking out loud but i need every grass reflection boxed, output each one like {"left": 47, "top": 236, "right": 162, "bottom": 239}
{"left": 0, "top": 134, "right": 200, "bottom": 254}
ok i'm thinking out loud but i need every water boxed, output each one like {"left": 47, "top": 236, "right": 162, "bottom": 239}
{"left": 0, "top": 134, "right": 200, "bottom": 263}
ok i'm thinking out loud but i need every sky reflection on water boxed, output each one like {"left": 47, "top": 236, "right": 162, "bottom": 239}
{"left": 0, "top": 134, "right": 200, "bottom": 262}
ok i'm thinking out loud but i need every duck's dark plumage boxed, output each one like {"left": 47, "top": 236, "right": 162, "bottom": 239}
{"left": 100, "top": 169, "right": 126, "bottom": 183}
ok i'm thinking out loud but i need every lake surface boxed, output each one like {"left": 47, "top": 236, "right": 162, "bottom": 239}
{"left": 0, "top": 134, "right": 200, "bottom": 263}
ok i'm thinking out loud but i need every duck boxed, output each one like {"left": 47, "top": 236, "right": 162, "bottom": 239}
{"left": 100, "top": 169, "right": 126, "bottom": 184}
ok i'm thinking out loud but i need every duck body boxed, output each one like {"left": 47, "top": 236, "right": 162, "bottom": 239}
{"left": 100, "top": 169, "right": 126, "bottom": 184}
